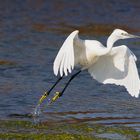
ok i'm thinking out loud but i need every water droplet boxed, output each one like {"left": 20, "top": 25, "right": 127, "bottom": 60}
{"left": 47, "top": 98, "right": 51, "bottom": 105}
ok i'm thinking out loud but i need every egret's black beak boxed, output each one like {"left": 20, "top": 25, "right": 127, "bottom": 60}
{"left": 128, "top": 33, "right": 140, "bottom": 38}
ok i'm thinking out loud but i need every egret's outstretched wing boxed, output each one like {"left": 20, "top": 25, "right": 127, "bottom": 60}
{"left": 53, "top": 30, "right": 80, "bottom": 77}
{"left": 88, "top": 45, "right": 140, "bottom": 97}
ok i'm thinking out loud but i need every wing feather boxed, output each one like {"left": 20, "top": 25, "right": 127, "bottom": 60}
{"left": 60, "top": 53, "right": 66, "bottom": 77}
{"left": 53, "top": 30, "right": 80, "bottom": 76}
{"left": 88, "top": 45, "right": 140, "bottom": 97}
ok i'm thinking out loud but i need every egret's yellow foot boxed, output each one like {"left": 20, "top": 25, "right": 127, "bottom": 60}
{"left": 51, "top": 92, "right": 60, "bottom": 103}
{"left": 38, "top": 91, "right": 48, "bottom": 105}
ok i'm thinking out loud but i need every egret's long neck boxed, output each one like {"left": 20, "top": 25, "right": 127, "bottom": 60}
{"left": 106, "top": 34, "right": 119, "bottom": 53}
{"left": 98, "top": 34, "right": 119, "bottom": 56}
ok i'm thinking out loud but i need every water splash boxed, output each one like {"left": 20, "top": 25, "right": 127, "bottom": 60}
{"left": 32, "top": 104, "right": 42, "bottom": 124}
{"left": 33, "top": 104, "right": 42, "bottom": 117}
{"left": 33, "top": 98, "right": 52, "bottom": 118}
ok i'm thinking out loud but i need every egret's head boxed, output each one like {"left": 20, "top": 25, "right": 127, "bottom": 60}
{"left": 112, "top": 29, "right": 140, "bottom": 39}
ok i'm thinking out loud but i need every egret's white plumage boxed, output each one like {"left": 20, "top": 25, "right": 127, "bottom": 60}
{"left": 53, "top": 29, "right": 140, "bottom": 97}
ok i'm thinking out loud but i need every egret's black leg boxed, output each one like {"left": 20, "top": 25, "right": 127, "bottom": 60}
{"left": 46, "top": 76, "right": 63, "bottom": 95}
{"left": 59, "top": 70, "right": 81, "bottom": 96}
{"left": 50, "top": 70, "right": 82, "bottom": 103}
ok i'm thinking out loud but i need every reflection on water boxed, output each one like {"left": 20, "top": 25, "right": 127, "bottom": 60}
{"left": 0, "top": 0, "right": 140, "bottom": 138}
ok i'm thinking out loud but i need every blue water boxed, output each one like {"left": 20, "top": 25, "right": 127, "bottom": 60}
{"left": 0, "top": 0, "right": 140, "bottom": 131}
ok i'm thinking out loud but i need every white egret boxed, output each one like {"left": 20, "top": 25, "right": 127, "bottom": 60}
{"left": 38, "top": 29, "right": 140, "bottom": 105}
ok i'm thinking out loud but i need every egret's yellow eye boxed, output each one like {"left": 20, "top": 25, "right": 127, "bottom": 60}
{"left": 121, "top": 32, "right": 127, "bottom": 36}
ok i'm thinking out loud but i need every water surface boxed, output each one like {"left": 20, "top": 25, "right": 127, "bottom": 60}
{"left": 0, "top": 0, "right": 140, "bottom": 139}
